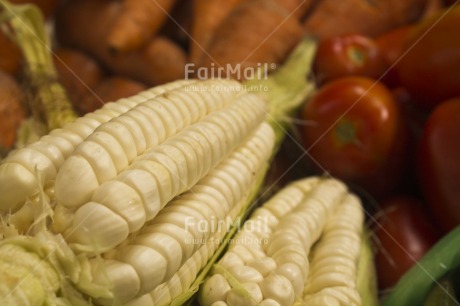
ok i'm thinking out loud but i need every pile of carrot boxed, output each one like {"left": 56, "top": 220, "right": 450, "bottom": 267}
{"left": 0, "top": 0, "right": 445, "bottom": 152}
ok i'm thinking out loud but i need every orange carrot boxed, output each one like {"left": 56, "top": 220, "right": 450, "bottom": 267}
{"left": 102, "top": 36, "right": 186, "bottom": 86}
{"left": 53, "top": 47, "right": 105, "bottom": 109}
{"left": 107, "top": 0, "right": 177, "bottom": 53}
{"left": 189, "top": 0, "right": 245, "bottom": 64}
{"left": 303, "top": 0, "right": 428, "bottom": 38}
{"left": 190, "top": 0, "right": 313, "bottom": 65}
{"left": 160, "top": 0, "right": 193, "bottom": 49}
{"left": 198, "top": 0, "right": 305, "bottom": 81}
{"left": 0, "top": 31, "right": 22, "bottom": 77}
{"left": 275, "top": 0, "right": 316, "bottom": 19}
{"left": 55, "top": 0, "right": 186, "bottom": 86}
{"left": 422, "top": 0, "right": 445, "bottom": 17}
{"left": 55, "top": 0, "right": 119, "bottom": 53}
{"left": 0, "top": 70, "right": 26, "bottom": 150}
{"left": 80, "top": 76, "right": 147, "bottom": 115}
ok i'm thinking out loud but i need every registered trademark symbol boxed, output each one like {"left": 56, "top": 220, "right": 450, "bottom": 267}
{"left": 270, "top": 63, "right": 277, "bottom": 70}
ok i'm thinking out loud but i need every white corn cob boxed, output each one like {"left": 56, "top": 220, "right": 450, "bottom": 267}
{"left": 199, "top": 178, "right": 363, "bottom": 306}
{"left": 54, "top": 92, "right": 267, "bottom": 253}
{"left": 0, "top": 38, "right": 321, "bottom": 306}
{"left": 54, "top": 79, "right": 244, "bottom": 209}
{"left": 74, "top": 122, "right": 275, "bottom": 305}
{"left": 0, "top": 79, "right": 196, "bottom": 215}
{"left": 302, "top": 194, "right": 364, "bottom": 306}
{"left": 0, "top": 78, "right": 272, "bottom": 306}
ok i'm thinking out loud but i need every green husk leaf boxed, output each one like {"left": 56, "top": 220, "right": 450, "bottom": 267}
{"left": 357, "top": 230, "right": 379, "bottom": 306}
{"left": 0, "top": 0, "right": 77, "bottom": 133}
{"left": 382, "top": 226, "right": 460, "bottom": 306}
{"left": 14, "top": 117, "right": 47, "bottom": 148}
{"left": 424, "top": 277, "right": 458, "bottom": 306}
{"left": 246, "top": 36, "right": 316, "bottom": 145}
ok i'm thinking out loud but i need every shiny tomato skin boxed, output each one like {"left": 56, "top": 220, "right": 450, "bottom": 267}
{"left": 300, "top": 77, "right": 408, "bottom": 198}
{"left": 372, "top": 196, "right": 441, "bottom": 290}
{"left": 313, "top": 34, "right": 387, "bottom": 84}
{"left": 396, "top": 6, "right": 460, "bottom": 109}
{"left": 417, "top": 98, "right": 460, "bottom": 233}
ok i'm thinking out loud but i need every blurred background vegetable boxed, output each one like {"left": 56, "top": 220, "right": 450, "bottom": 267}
{"left": 382, "top": 226, "right": 460, "bottom": 306}
{"left": 371, "top": 195, "right": 441, "bottom": 290}
{"left": 302, "top": 0, "right": 428, "bottom": 38}
{"left": 80, "top": 76, "right": 147, "bottom": 115}
{"left": 0, "top": 70, "right": 26, "bottom": 152}
{"left": 189, "top": 0, "right": 244, "bottom": 64}
{"left": 313, "top": 34, "right": 387, "bottom": 85}
{"left": 54, "top": 0, "right": 186, "bottom": 87}
{"left": 417, "top": 98, "right": 460, "bottom": 233}
{"left": 396, "top": 5, "right": 460, "bottom": 109}
{"left": 107, "top": 0, "right": 177, "bottom": 53}
{"left": 0, "top": 31, "right": 22, "bottom": 77}
{"left": 0, "top": 0, "right": 77, "bottom": 136}
{"left": 52, "top": 47, "right": 105, "bottom": 115}
{"left": 197, "top": 0, "right": 305, "bottom": 80}
{"left": 299, "top": 76, "right": 408, "bottom": 199}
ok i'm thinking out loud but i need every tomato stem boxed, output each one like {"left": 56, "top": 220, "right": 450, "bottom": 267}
{"left": 347, "top": 46, "right": 366, "bottom": 67}
{"left": 335, "top": 120, "right": 357, "bottom": 146}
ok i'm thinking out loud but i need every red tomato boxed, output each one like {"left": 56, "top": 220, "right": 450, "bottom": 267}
{"left": 396, "top": 6, "right": 460, "bottom": 109}
{"left": 372, "top": 196, "right": 441, "bottom": 290}
{"left": 300, "top": 76, "right": 408, "bottom": 198}
{"left": 313, "top": 34, "right": 387, "bottom": 84}
{"left": 417, "top": 98, "right": 460, "bottom": 232}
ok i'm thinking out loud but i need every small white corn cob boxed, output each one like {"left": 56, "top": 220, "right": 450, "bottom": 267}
{"left": 199, "top": 177, "right": 363, "bottom": 306}
{"left": 54, "top": 91, "right": 267, "bottom": 253}
{"left": 0, "top": 79, "right": 196, "bottom": 215}
{"left": 74, "top": 122, "right": 275, "bottom": 305}
{"left": 302, "top": 194, "right": 364, "bottom": 306}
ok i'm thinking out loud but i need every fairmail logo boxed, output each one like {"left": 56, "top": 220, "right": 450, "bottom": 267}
{"left": 184, "top": 62, "right": 276, "bottom": 80}
{"left": 183, "top": 215, "right": 270, "bottom": 245}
